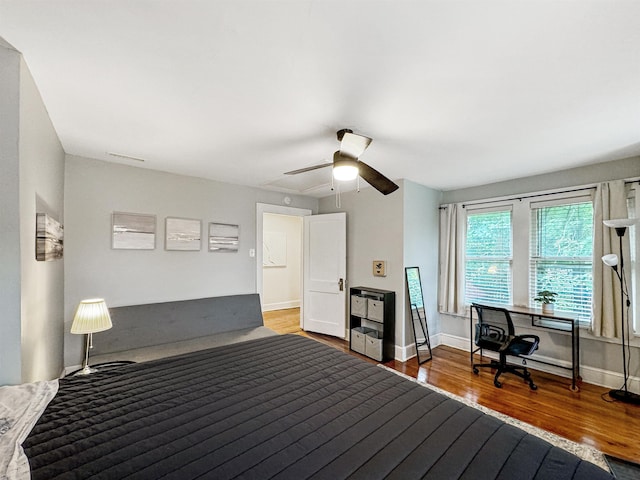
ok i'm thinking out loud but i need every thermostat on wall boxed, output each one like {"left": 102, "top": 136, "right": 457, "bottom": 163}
{"left": 373, "top": 260, "right": 386, "bottom": 277}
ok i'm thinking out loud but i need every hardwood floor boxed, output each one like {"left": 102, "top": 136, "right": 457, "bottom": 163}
{"left": 263, "top": 308, "right": 640, "bottom": 463}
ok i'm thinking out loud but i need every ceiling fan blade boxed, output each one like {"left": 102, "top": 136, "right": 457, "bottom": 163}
{"left": 284, "top": 163, "right": 331, "bottom": 175}
{"left": 340, "top": 132, "right": 372, "bottom": 159}
{"left": 357, "top": 161, "right": 399, "bottom": 195}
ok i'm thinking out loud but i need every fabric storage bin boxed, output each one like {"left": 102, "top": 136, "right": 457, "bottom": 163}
{"left": 365, "top": 330, "right": 384, "bottom": 361}
{"left": 351, "top": 327, "right": 375, "bottom": 355}
{"left": 367, "top": 298, "right": 385, "bottom": 322}
{"left": 351, "top": 295, "right": 368, "bottom": 318}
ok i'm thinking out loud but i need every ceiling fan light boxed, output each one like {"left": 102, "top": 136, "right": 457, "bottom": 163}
{"left": 332, "top": 153, "right": 359, "bottom": 181}
{"left": 333, "top": 164, "right": 359, "bottom": 181}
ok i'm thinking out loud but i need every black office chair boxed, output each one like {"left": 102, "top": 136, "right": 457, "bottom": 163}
{"left": 471, "top": 303, "right": 540, "bottom": 390}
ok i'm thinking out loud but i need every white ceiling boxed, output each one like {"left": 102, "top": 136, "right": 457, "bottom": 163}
{"left": 1, "top": 1, "right": 639, "bottom": 197}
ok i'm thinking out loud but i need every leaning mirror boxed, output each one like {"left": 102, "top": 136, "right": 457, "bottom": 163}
{"left": 405, "top": 266, "right": 432, "bottom": 364}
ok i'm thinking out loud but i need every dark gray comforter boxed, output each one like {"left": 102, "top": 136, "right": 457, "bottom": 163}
{"left": 25, "top": 334, "right": 613, "bottom": 479}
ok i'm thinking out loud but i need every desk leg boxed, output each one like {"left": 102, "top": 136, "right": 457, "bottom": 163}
{"left": 470, "top": 309, "right": 474, "bottom": 366}
{"left": 570, "top": 322, "right": 581, "bottom": 392}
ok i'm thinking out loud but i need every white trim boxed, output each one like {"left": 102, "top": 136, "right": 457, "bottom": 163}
{"left": 440, "top": 333, "right": 640, "bottom": 392}
{"left": 262, "top": 300, "right": 300, "bottom": 312}
{"left": 63, "top": 364, "right": 81, "bottom": 377}
{"left": 396, "top": 333, "right": 442, "bottom": 362}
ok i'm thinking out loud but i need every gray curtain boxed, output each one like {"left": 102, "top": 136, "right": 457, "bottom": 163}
{"left": 592, "top": 180, "right": 629, "bottom": 338}
{"left": 438, "top": 203, "right": 466, "bottom": 315}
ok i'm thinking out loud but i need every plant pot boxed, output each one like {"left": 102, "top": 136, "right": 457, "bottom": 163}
{"left": 542, "top": 303, "right": 554, "bottom": 314}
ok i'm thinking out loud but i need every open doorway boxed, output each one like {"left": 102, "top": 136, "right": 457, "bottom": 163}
{"left": 256, "top": 204, "right": 311, "bottom": 329}
{"left": 262, "top": 212, "right": 303, "bottom": 311}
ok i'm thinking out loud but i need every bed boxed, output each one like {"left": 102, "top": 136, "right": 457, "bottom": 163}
{"left": 15, "top": 295, "right": 615, "bottom": 479}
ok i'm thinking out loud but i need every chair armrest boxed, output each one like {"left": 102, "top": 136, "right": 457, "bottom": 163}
{"left": 511, "top": 334, "right": 540, "bottom": 356}
{"left": 515, "top": 334, "right": 539, "bottom": 344}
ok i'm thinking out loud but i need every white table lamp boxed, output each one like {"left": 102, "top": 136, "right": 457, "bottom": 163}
{"left": 71, "top": 298, "right": 112, "bottom": 375}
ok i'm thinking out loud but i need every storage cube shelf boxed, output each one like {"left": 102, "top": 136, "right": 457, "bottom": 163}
{"left": 349, "top": 287, "right": 395, "bottom": 362}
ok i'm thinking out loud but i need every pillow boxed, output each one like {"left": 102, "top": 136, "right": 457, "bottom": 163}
{"left": 0, "top": 380, "right": 58, "bottom": 480}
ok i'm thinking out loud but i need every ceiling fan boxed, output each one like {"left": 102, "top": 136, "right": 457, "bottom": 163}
{"left": 284, "top": 129, "right": 399, "bottom": 195}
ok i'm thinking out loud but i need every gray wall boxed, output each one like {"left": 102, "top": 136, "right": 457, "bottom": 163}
{"left": 0, "top": 40, "right": 23, "bottom": 385}
{"left": 64, "top": 156, "right": 317, "bottom": 367}
{"left": 19, "top": 57, "right": 66, "bottom": 383}
{"left": 402, "top": 180, "right": 441, "bottom": 349}
{"left": 0, "top": 39, "right": 65, "bottom": 385}
{"left": 318, "top": 180, "right": 442, "bottom": 358}
{"left": 442, "top": 156, "right": 639, "bottom": 204}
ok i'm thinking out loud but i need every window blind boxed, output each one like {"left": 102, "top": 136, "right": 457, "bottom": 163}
{"left": 465, "top": 210, "right": 512, "bottom": 305}
{"left": 530, "top": 202, "right": 593, "bottom": 321}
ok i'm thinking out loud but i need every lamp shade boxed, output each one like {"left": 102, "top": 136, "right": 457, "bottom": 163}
{"left": 71, "top": 298, "right": 112, "bottom": 334}
{"left": 601, "top": 253, "right": 619, "bottom": 267}
{"left": 332, "top": 152, "right": 359, "bottom": 181}
{"left": 603, "top": 218, "right": 638, "bottom": 229}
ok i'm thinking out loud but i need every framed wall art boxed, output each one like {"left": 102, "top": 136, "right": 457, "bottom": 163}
{"left": 208, "top": 223, "right": 239, "bottom": 252}
{"left": 263, "top": 231, "right": 286, "bottom": 267}
{"left": 112, "top": 212, "right": 156, "bottom": 250}
{"left": 36, "top": 213, "right": 64, "bottom": 261}
{"left": 165, "top": 217, "right": 202, "bottom": 251}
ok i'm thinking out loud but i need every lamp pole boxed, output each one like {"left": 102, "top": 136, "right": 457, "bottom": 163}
{"left": 608, "top": 225, "right": 640, "bottom": 404}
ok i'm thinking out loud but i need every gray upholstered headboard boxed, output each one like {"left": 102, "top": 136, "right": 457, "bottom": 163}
{"left": 93, "top": 294, "right": 264, "bottom": 355}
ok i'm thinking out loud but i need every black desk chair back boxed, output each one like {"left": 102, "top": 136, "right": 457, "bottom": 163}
{"left": 471, "top": 303, "right": 540, "bottom": 390}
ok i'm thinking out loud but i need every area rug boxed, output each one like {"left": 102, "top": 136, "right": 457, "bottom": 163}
{"left": 377, "top": 364, "right": 609, "bottom": 472}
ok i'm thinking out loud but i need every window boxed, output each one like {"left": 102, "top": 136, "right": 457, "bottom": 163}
{"left": 529, "top": 201, "right": 593, "bottom": 321}
{"left": 465, "top": 209, "right": 512, "bottom": 305}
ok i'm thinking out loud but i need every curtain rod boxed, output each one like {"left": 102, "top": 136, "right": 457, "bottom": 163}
{"left": 437, "top": 179, "right": 639, "bottom": 210}
{"left": 461, "top": 186, "right": 595, "bottom": 209}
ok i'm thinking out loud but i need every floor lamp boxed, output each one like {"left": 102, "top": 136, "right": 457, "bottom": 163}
{"left": 602, "top": 218, "right": 639, "bottom": 405}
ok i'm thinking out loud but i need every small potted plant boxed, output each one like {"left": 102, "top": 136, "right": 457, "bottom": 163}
{"left": 534, "top": 290, "right": 558, "bottom": 314}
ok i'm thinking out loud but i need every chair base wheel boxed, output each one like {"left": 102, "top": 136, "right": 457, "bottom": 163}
{"left": 473, "top": 367, "right": 479, "bottom": 375}
{"left": 494, "top": 380, "right": 502, "bottom": 388}
{"left": 529, "top": 382, "right": 538, "bottom": 390}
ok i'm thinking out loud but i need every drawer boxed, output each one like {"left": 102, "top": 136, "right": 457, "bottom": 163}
{"left": 351, "top": 295, "right": 368, "bottom": 317}
{"left": 367, "top": 298, "right": 384, "bottom": 322}
{"left": 365, "top": 330, "right": 384, "bottom": 361}
{"left": 351, "top": 327, "right": 374, "bottom": 355}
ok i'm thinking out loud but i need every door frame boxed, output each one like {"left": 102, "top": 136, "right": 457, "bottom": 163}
{"left": 256, "top": 203, "right": 312, "bottom": 313}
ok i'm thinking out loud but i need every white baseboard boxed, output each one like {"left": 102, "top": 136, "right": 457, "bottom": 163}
{"left": 396, "top": 334, "right": 442, "bottom": 362}
{"left": 439, "top": 333, "right": 640, "bottom": 392}
{"left": 262, "top": 300, "right": 300, "bottom": 312}
{"left": 63, "top": 364, "right": 81, "bottom": 377}
{"left": 395, "top": 344, "right": 414, "bottom": 362}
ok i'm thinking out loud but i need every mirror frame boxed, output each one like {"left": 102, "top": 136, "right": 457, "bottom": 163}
{"left": 405, "top": 266, "right": 432, "bottom": 364}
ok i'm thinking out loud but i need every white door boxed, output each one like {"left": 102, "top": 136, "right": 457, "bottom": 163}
{"left": 303, "top": 212, "right": 347, "bottom": 337}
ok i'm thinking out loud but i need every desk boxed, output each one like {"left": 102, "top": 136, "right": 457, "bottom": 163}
{"left": 470, "top": 305, "right": 580, "bottom": 391}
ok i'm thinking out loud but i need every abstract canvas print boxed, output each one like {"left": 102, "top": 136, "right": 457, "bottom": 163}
{"left": 112, "top": 212, "right": 156, "bottom": 249}
{"left": 263, "top": 231, "right": 286, "bottom": 266}
{"left": 209, "top": 223, "right": 239, "bottom": 252}
{"left": 166, "top": 217, "right": 201, "bottom": 251}
{"left": 36, "top": 213, "right": 63, "bottom": 261}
